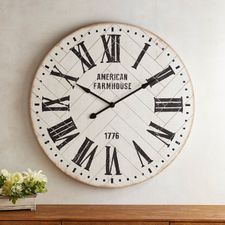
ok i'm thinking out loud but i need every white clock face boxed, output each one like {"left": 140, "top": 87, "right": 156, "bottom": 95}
{"left": 30, "top": 23, "right": 194, "bottom": 187}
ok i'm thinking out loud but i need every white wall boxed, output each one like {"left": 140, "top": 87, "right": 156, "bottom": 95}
{"left": 0, "top": 0, "right": 225, "bottom": 204}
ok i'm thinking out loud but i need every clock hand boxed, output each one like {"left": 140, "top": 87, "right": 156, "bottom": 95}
{"left": 89, "top": 78, "right": 155, "bottom": 119}
{"left": 77, "top": 84, "right": 110, "bottom": 104}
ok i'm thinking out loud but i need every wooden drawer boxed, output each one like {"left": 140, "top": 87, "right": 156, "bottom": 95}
{"left": 63, "top": 222, "right": 169, "bottom": 225}
{"left": 0, "top": 222, "right": 61, "bottom": 225}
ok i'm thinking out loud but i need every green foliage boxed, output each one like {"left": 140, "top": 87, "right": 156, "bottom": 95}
{"left": 22, "top": 178, "right": 47, "bottom": 195}
{"left": 0, "top": 169, "right": 47, "bottom": 204}
{"left": 0, "top": 175, "right": 6, "bottom": 188}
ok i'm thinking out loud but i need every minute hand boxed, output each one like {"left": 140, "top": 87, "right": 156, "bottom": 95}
{"left": 114, "top": 81, "right": 149, "bottom": 105}
{"left": 111, "top": 64, "right": 174, "bottom": 105}
{"left": 89, "top": 79, "right": 153, "bottom": 119}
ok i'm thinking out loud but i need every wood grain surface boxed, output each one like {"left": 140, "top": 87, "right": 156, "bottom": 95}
{"left": 1, "top": 205, "right": 225, "bottom": 222}
{"left": 0, "top": 222, "right": 61, "bottom": 225}
{"left": 63, "top": 222, "right": 168, "bottom": 225}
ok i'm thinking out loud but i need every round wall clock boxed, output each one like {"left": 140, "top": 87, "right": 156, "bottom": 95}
{"left": 30, "top": 23, "right": 194, "bottom": 187}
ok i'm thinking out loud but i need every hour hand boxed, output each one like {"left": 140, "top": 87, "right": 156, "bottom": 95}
{"left": 76, "top": 84, "right": 110, "bottom": 104}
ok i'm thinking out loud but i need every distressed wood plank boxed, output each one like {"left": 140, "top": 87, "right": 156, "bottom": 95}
{"left": 1, "top": 205, "right": 225, "bottom": 222}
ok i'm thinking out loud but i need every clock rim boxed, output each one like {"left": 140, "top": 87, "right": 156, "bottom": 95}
{"left": 29, "top": 22, "right": 195, "bottom": 188}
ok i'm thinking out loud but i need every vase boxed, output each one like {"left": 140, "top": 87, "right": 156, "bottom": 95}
{"left": 0, "top": 195, "right": 36, "bottom": 211}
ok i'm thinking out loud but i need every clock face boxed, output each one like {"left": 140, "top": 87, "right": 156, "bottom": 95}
{"left": 30, "top": 23, "right": 194, "bottom": 187}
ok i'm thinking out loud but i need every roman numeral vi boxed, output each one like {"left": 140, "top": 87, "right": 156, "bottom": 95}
{"left": 105, "top": 146, "right": 121, "bottom": 175}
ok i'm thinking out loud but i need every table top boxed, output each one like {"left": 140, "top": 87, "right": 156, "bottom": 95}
{"left": 1, "top": 205, "right": 225, "bottom": 222}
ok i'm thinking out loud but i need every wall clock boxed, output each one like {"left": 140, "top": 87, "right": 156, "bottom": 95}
{"left": 30, "top": 23, "right": 194, "bottom": 187}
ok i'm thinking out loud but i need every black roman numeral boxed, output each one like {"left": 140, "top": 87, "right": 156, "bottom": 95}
{"left": 154, "top": 97, "right": 183, "bottom": 113}
{"left": 72, "top": 137, "right": 97, "bottom": 171}
{"left": 132, "top": 43, "right": 150, "bottom": 69}
{"left": 42, "top": 96, "right": 70, "bottom": 111}
{"left": 147, "top": 122, "right": 175, "bottom": 147}
{"left": 101, "top": 34, "right": 120, "bottom": 63}
{"left": 50, "top": 65, "right": 79, "bottom": 89}
{"left": 47, "top": 117, "right": 79, "bottom": 150}
{"left": 146, "top": 66, "right": 175, "bottom": 87}
{"left": 70, "top": 41, "right": 96, "bottom": 73}
{"left": 105, "top": 146, "right": 121, "bottom": 175}
{"left": 132, "top": 141, "right": 153, "bottom": 167}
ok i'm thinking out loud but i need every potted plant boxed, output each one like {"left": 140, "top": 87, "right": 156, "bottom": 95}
{"left": 0, "top": 169, "right": 47, "bottom": 211}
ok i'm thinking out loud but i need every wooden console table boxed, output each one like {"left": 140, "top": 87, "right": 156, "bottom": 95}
{"left": 1, "top": 205, "right": 225, "bottom": 225}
